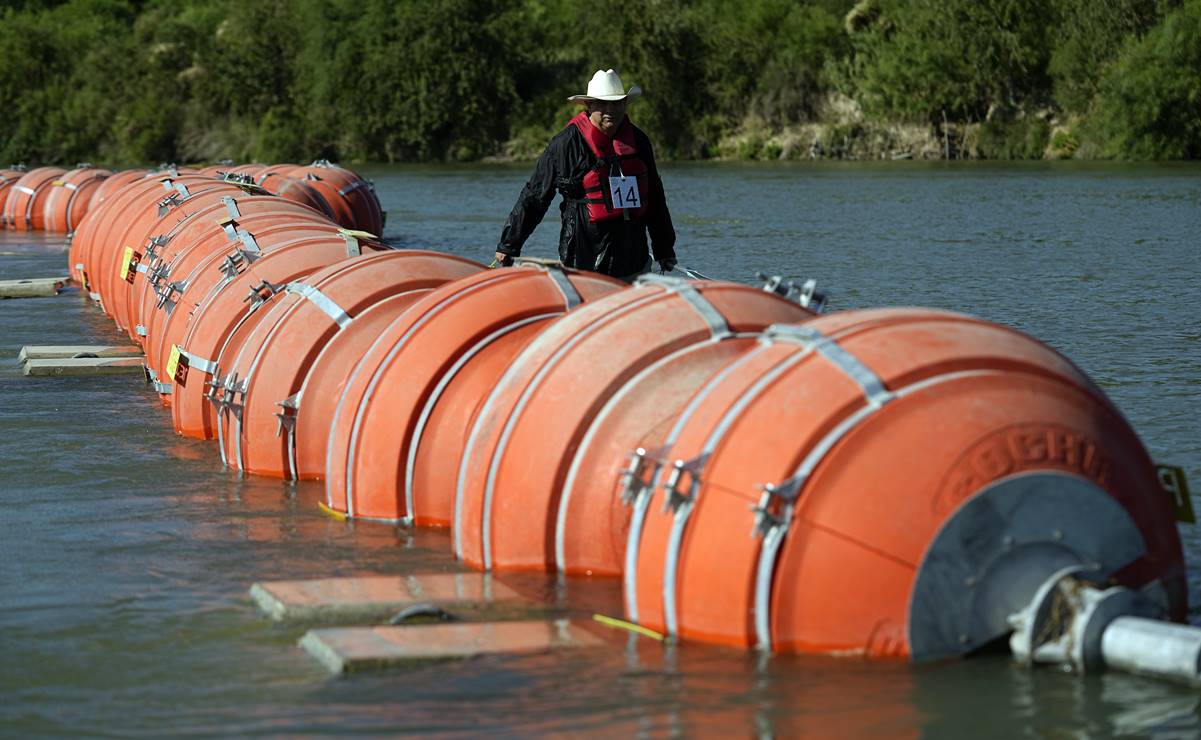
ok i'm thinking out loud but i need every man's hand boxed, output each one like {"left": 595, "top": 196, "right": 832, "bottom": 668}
{"left": 493, "top": 251, "right": 515, "bottom": 267}
{"left": 657, "top": 258, "right": 677, "bottom": 274}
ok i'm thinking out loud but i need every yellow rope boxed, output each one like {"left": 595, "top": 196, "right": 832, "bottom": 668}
{"left": 592, "top": 613, "right": 664, "bottom": 641}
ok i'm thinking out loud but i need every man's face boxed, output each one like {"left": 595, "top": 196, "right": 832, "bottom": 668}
{"left": 587, "top": 99, "right": 627, "bottom": 135}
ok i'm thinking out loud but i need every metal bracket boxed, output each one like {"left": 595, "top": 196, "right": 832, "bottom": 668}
{"left": 750, "top": 476, "right": 804, "bottom": 538}
{"left": 618, "top": 448, "right": 650, "bottom": 506}
{"left": 756, "top": 272, "right": 829, "bottom": 312}
{"left": 244, "top": 279, "right": 284, "bottom": 310}
{"left": 660, "top": 454, "right": 708, "bottom": 513}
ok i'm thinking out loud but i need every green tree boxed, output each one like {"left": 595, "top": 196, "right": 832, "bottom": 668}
{"left": 1093, "top": 0, "right": 1201, "bottom": 158}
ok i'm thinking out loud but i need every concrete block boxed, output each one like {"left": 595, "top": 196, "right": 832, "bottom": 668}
{"left": 299, "top": 619, "right": 604, "bottom": 673}
{"left": 22, "top": 357, "right": 145, "bottom": 377}
{"left": 250, "top": 573, "right": 527, "bottom": 622}
{"left": 19, "top": 345, "right": 144, "bottom": 363}
{"left": 0, "top": 277, "right": 70, "bottom": 298}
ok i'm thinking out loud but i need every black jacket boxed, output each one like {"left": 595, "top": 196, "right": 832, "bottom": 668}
{"left": 497, "top": 119, "right": 676, "bottom": 277}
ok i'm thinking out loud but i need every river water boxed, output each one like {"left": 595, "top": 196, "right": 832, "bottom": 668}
{"left": 1, "top": 162, "right": 1199, "bottom": 737}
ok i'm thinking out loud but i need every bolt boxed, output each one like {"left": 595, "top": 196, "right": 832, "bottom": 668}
{"left": 1052, "top": 529, "right": 1064, "bottom": 541}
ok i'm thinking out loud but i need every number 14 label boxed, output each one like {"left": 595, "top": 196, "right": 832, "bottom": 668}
{"left": 609, "top": 175, "right": 640, "bottom": 210}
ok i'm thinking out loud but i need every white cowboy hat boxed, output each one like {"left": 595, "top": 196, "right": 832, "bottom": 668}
{"left": 567, "top": 69, "right": 642, "bottom": 103}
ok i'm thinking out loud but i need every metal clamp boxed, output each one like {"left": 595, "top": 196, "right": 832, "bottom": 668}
{"left": 619, "top": 448, "right": 651, "bottom": 506}
{"left": 660, "top": 454, "right": 707, "bottom": 513}
{"left": 756, "top": 272, "right": 829, "bottom": 312}
{"left": 750, "top": 476, "right": 804, "bottom": 538}
{"left": 155, "top": 278, "right": 188, "bottom": 311}
{"left": 244, "top": 279, "right": 284, "bottom": 310}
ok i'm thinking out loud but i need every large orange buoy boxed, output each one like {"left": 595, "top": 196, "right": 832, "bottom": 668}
{"left": 0, "top": 168, "right": 26, "bottom": 226}
{"left": 622, "top": 308, "right": 1186, "bottom": 659}
{"left": 125, "top": 196, "right": 333, "bottom": 352}
{"left": 168, "top": 232, "right": 389, "bottom": 439}
{"left": 252, "top": 165, "right": 336, "bottom": 222}
{"left": 321, "top": 265, "right": 626, "bottom": 521}
{"left": 93, "top": 179, "right": 245, "bottom": 331}
{"left": 41, "top": 166, "right": 112, "bottom": 233}
{"left": 67, "top": 169, "right": 151, "bottom": 288}
{"left": 3, "top": 167, "right": 67, "bottom": 230}
{"left": 210, "top": 251, "right": 483, "bottom": 476}
{"left": 453, "top": 276, "right": 816, "bottom": 573}
{"left": 75, "top": 175, "right": 210, "bottom": 307}
{"left": 292, "top": 160, "right": 384, "bottom": 236}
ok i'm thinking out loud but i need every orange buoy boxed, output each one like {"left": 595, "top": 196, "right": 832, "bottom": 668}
{"left": 321, "top": 265, "right": 625, "bottom": 521}
{"left": 93, "top": 179, "right": 244, "bottom": 331}
{"left": 292, "top": 160, "right": 384, "bottom": 236}
{"left": 211, "top": 251, "right": 483, "bottom": 476}
{"left": 0, "top": 168, "right": 27, "bottom": 226}
{"left": 67, "top": 169, "right": 151, "bottom": 288}
{"left": 75, "top": 175, "right": 207, "bottom": 306}
{"left": 168, "top": 232, "right": 390, "bottom": 439}
{"left": 453, "top": 276, "right": 816, "bottom": 573}
{"left": 3, "top": 167, "right": 67, "bottom": 230}
{"left": 254, "top": 166, "right": 336, "bottom": 222}
{"left": 41, "top": 166, "right": 112, "bottom": 234}
{"left": 622, "top": 308, "right": 1186, "bottom": 659}
{"left": 125, "top": 196, "right": 333, "bottom": 352}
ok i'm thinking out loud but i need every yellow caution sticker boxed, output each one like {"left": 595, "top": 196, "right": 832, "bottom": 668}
{"left": 51, "top": 180, "right": 65, "bottom": 186}
{"left": 119, "top": 246, "right": 134, "bottom": 281}
{"left": 166, "top": 344, "right": 189, "bottom": 386}
{"left": 1158, "top": 465, "right": 1195, "bottom": 524}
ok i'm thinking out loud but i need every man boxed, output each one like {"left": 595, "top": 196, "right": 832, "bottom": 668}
{"left": 494, "top": 69, "right": 677, "bottom": 280}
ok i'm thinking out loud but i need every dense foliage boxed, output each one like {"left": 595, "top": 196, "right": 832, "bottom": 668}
{"left": 0, "top": 0, "right": 1196, "bottom": 163}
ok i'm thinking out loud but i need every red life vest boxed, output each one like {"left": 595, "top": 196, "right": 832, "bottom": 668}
{"left": 569, "top": 111, "right": 649, "bottom": 223}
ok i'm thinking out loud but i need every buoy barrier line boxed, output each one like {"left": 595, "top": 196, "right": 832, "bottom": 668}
{"left": 457, "top": 289, "right": 665, "bottom": 569}
{"left": 460, "top": 280, "right": 812, "bottom": 573}
{"left": 553, "top": 333, "right": 761, "bottom": 575}
{"left": 402, "top": 313, "right": 561, "bottom": 525}
{"left": 329, "top": 265, "right": 590, "bottom": 521}
{"left": 219, "top": 252, "right": 483, "bottom": 477}
{"left": 623, "top": 342, "right": 775, "bottom": 623}
{"left": 331, "top": 269, "right": 521, "bottom": 518}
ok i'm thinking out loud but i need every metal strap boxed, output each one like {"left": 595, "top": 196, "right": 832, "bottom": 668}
{"left": 338, "top": 179, "right": 370, "bottom": 196}
{"left": 635, "top": 274, "right": 730, "bottom": 338}
{"left": 15, "top": 185, "right": 35, "bottom": 196}
{"left": 174, "top": 182, "right": 191, "bottom": 199}
{"left": 285, "top": 283, "right": 353, "bottom": 328}
{"left": 152, "top": 381, "right": 174, "bottom": 394}
{"left": 543, "top": 265, "right": 581, "bottom": 309}
{"left": 182, "top": 350, "right": 218, "bottom": 375}
{"left": 135, "top": 324, "right": 148, "bottom": 337}
{"left": 237, "top": 229, "right": 261, "bottom": 255}
{"left": 766, "top": 324, "right": 892, "bottom": 406}
{"left": 221, "top": 196, "right": 241, "bottom": 220}
{"left": 341, "top": 233, "right": 361, "bottom": 256}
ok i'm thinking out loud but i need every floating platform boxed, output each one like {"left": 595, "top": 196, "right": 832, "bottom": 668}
{"left": 299, "top": 619, "right": 603, "bottom": 673}
{"left": 22, "top": 357, "right": 145, "bottom": 377}
{"left": 18, "top": 345, "right": 144, "bottom": 363}
{"left": 249, "top": 573, "right": 529, "bottom": 622}
{"left": 0, "top": 276, "right": 70, "bottom": 298}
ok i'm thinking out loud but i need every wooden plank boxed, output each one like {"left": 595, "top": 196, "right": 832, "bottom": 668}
{"left": 19, "top": 345, "right": 144, "bottom": 363}
{"left": 250, "top": 573, "right": 527, "bottom": 622}
{"left": 22, "top": 357, "right": 145, "bottom": 377}
{"left": 0, "top": 276, "right": 70, "bottom": 298}
{"left": 299, "top": 619, "right": 604, "bottom": 673}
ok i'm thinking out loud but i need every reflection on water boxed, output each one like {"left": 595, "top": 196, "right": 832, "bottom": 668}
{"left": 1, "top": 162, "right": 1200, "bottom": 735}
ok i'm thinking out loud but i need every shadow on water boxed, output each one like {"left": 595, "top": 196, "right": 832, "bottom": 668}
{"left": 1, "top": 162, "right": 1200, "bottom": 735}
